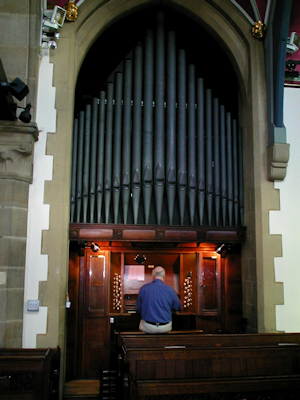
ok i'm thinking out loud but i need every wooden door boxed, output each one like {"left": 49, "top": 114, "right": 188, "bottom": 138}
{"left": 198, "top": 251, "right": 221, "bottom": 316}
{"left": 82, "top": 249, "right": 110, "bottom": 378}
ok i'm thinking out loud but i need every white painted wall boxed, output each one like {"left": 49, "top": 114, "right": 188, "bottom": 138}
{"left": 22, "top": 52, "right": 55, "bottom": 348}
{"left": 270, "top": 87, "right": 300, "bottom": 333}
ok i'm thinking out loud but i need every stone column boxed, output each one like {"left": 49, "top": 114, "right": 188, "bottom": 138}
{"left": 0, "top": 121, "right": 38, "bottom": 347}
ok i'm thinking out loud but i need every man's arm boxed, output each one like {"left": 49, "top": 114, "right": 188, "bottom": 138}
{"left": 135, "top": 288, "right": 142, "bottom": 312}
{"left": 172, "top": 290, "right": 182, "bottom": 311}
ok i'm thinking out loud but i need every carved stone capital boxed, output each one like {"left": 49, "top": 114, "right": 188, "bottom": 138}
{"left": 0, "top": 121, "right": 39, "bottom": 183}
{"left": 267, "top": 143, "right": 290, "bottom": 181}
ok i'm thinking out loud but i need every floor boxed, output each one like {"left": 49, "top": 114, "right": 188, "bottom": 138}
{"left": 63, "top": 380, "right": 100, "bottom": 399}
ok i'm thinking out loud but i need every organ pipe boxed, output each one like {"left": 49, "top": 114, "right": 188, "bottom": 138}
{"left": 232, "top": 119, "right": 239, "bottom": 226}
{"left": 154, "top": 11, "right": 165, "bottom": 225}
{"left": 89, "top": 98, "right": 98, "bottom": 223}
{"left": 143, "top": 29, "right": 154, "bottom": 225}
{"left": 132, "top": 44, "right": 143, "bottom": 224}
{"left": 122, "top": 59, "right": 133, "bottom": 224}
{"left": 187, "top": 65, "right": 196, "bottom": 225}
{"left": 177, "top": 49, "right": 187, "bottom": 225}
{"left": 220, "top": 105, "right": 227, "bottom": 226}
{"left": 82, "top": 104, "right": 91, "bottom": 223}
{"left": 96, "top": 91, "right": 106, "bottom": 223}
{"left": 238, "top": 127, "right": 245, "bottom": 226}
{"left": 104, "top": 82, "right": 114, "bottom": 223}
{"left": 197, "top": 78, "right": 205, "bottom": 226}
{"left": 76, "top": 111, "right": 84, "bottom": 223}
{"left": 226, "top": 112, "right": 233, "bottom": 226}
{"left": 70, "top": 117, "right": 78, "bottom": 223}
{"left": 113, "top": 72, "right": 123, "bottom": 223}
{"left": 213, "top": 98, "right": 221, "bottom": 226}
{"left": 166, "top": 30, "right": 177, "bottom": 225}
{"left": 206, "top": 89, "right": 213, "bottom": 226}
{"left": 71, "top": 12, "right": 243, "bottom": 229}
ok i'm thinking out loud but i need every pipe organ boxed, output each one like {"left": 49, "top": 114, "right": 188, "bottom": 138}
{"left": 70, "top": 12, "right": 244, "bottom": 227}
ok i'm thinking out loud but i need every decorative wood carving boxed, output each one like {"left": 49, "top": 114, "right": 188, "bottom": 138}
{"left": 0, "top": 121, "right": 38, "bottom": 183}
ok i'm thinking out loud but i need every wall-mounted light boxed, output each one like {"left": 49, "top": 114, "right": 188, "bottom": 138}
{"left": 91, "top": 242, "right": 100, "bottom": 252}
{"left": 215, "top": 244, "right": 225, "bottom": 254}
{"left": 18, "top": 104, "right": 32, "bottom": 123}
{"left": 42, "top": 5, "right": 67, "bottom": 51}
{"left": 215, "top": 244, "right": 231, "bottom": 257}
{"left": 134, "top": 254, "right": 146, "bottom": 264}
{"left": 287, "top": 32, "right": 300, "bottom": 54}
{"left": 1, "top": 78, "right": 29, "bottom": 101}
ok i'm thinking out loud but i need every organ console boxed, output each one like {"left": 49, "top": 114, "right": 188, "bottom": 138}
{"left": 108, "top": 248, "right": 222, "bottom": 318}
{"left": 67, "top": 240, "right": 243, "bottom": 379}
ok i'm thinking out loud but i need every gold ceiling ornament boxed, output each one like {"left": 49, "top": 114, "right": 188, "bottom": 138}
{"left": 251, "top": 20, "right": 267, "bottom": 40}
{"left": 64, "top": 0, "right": 78, "bottom": 22}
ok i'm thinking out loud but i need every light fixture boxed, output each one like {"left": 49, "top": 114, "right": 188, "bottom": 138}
{"left": 1, "top": 78, "right": 29, "bottom": 101}
{"left": 91, "top": 242, "right": 100, "bottom": 252}
{"left": 42, "top": 31, "right": 60, "bottom": 40}
{"left": 51, "top": 6, "right": 67, "bottom": 27}
{"left": 18, "top": 104, "right": 32, "bottom": 123}
{"left": 134, "top": 254, "right": 146, "bottom": 264}
{"left": 48, "top": 40, "right": 58, "bottom": 50}
{"left": 215, "top": 244, "right": 225, "bottom": 254}
{"left": 42, "top": 6, "right": 67, "bottom": 51}
{"left": 287, "top": 32, "right": 300, "bottom": 54}
{"left": 285, "top": 59, "right": 300, "bottom": 79}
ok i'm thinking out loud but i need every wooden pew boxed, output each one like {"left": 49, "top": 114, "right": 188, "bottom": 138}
{"left": 116, "top": 332, "right": 300, "bottom": 400}
{"left": 117, "top": 330, "right": 300, "bottom": 350}
{"left": 0, "top": 347, "right": 60, "bottom": 400}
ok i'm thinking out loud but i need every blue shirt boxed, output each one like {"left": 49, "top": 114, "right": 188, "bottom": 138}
{"left": 136, "top": 279, "right": 182, "bottom": 323}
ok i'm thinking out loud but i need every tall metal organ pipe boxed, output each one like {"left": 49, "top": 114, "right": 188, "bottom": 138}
{"left": 76, "top": 111, "right": 85, "bottom": 223}
{"left": 238, "top": 127, "right": 244, "bottom": 226}
{"left": 71, "top": 12, "right": 243, "bottom": 228}
{"left": 177, "top": 48, "right": 187, "bottom": 225}
{"left": 132, "top": 44, "right": 143, "bottom": 224}
{"left": 70, "top": 117, "right": 78, "bottom": 223}
{"left": 96, "top": 91, "right": 106, "bottom": 223}
{"left": 154, "top": 11, "right": 165, "bottom": 225}
{"left": 206, "top": 89, "right": 213, "bottom": 226}
{"left": 112, "top": 72, "right": 123, "bottom": 223}
{"left": 213, "top": 98, "right": 221, "bottom": 226}
{"left": 220, "top": 105, "right": 227, "bottom": 226}
{"left": 82, "top": 103, "right": 91, "bottom": 223}
{"left": 187, "top": 64, "right": 197, "bottom": 225}
{"left": 143, "top": 29, "right": 154, "bottom": 224}
{"left": 226, "top": 112, "right": 233, "bottom": 226}
{"left": 89, "top": 97, "right": 98, "bottom": 223}
{"left": 122, "top": 59, "right": 133, "bottom": 224}
{"left": 232, "top": 119, "right": 239, "bottom": 226}
{"left": 197, "top": 78, "right": 205, "bottom": 226}
{"left": 166, "top": 30, "right": 177, "bottom": 225}
{"left": 104, "top": 82, "right": 114, "bottom": 223}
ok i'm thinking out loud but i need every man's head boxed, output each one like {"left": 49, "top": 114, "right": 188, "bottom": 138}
{"left": 152, "top": 266, "right": 165, "bottom": 281}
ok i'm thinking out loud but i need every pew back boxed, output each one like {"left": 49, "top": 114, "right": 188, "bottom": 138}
{"left": 0, "top": 347, "right": 60, "bottom": 400}
{"left": 117, "top": 332, "right": 300, "bottom": 400}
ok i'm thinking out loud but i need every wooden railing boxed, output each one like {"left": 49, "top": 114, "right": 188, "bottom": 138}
{"left": 0, "top": 347, "right": 60, "bottom": 400}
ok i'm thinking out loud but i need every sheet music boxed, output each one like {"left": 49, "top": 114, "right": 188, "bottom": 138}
{"left": 125, "top": 265, "right": 145, "bottom": 281}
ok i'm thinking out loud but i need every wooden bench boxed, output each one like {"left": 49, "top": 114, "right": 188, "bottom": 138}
{"left": 117, "top": 330, "right": 300, "bottom": 350}
{"left": 0, "top": 347, "right": 60, "bottom": 400}
{"left": 116, "top": 332, "right": 300, "bottom": 400}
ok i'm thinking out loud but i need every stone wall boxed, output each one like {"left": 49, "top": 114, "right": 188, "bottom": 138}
{"left": 0, "top": 121, "right": 38, "bottom": 347}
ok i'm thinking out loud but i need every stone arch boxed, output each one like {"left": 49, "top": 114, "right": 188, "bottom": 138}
{"left": 39, "top": 0, "right": 282, "bottom": 389}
